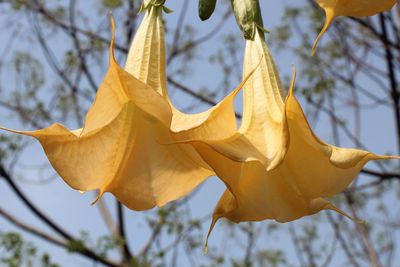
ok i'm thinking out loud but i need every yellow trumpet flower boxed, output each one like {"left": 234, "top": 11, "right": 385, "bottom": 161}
{"left": 125, "top": 2, "right": 245, "bottom": 141}
{"left": 0, "top": 2, "right": 251, "bottom": 210}
{"left": 174, "top": 30, "right": 398, "bottom": 247}
{"left": 0, "top": 18, "right": 213, "bottom": 210}
{"left": 312, "top": 0, "right": 396, "bottom": 54}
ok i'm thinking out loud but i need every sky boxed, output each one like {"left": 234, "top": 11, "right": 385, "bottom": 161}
{"left": 0, "top": 0, "right": 399, "bottom": 266}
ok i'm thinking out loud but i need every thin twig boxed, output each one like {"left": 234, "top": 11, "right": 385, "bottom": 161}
{"left": 0, "top": 164, "right": 119, "bottom": 267}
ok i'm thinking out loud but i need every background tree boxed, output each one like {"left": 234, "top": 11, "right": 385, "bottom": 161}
{"left": 0, "top": 0, "right": 399, "bottom": 266}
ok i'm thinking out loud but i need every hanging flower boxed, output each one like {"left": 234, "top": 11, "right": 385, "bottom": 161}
{"left": 174, "top": 30, "right": 399, "bottom": 248}
{"left": 0, "top": 1, "right": 254, "bottom": 210}
{"left": 125, "top": 1, "right": 250, "bottom": 142}
{"left": 1, "top": 16, "right": 214, "bottom": 210}
{"left": 312, "top": 0, "right": 397, "bottom": 54}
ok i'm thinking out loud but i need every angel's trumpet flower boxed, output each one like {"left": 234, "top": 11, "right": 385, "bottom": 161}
{"left": 175, "top": 30, "right": 398, "bottom": 248}
{"left": 0, "top": 1, "right": 253, "bottom": 211}
{"left": 2, "top": 21, "right": 211, "bottom": 210}
{"left": 0, "top": 10, "right": 216, "bottom": 211}
{"left": 312, "top": 0, "right": 397, "bottom": 54}
{"left": 125, "top": 1, "right": 247, "bottom": 142}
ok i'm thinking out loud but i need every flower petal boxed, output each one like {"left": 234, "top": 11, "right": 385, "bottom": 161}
{"left": 125, "top": 5, "right": 246, "bottom": 142}
{"left": 125, "top": 6, "right": 167, "bottom": 96}
{"left": 183, "top": 30, "right": 400, "bottom": 246}
{"left": 175, "top": 31, "right": 289, "bottom": 170}
{"left": 283, "top": 74, "right": 399, "bottom": 199}
{"left": 0, "top": 17, "right": 213, "bottom": 210}
{"left": 312, "top": 0, "right": 396, "bottom": 54}
{"left": 197, "top": 140, "right": 351, "bottom": 250}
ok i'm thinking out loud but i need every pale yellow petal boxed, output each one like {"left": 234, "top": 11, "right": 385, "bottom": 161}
{"left": 108, "top": 119, "right": 212, "bottom": 210}
{"left": 312, "top": 9, "right": 334, "bottom": 56}
{"left": 174, "top": 31, "right": 289, "bottom": 170}
{"left": 196, "top": 140, "right": 351, "bottom": 248}
{"left": 201, "top": 69, "right": 397, "bottom": 240}
{"left": 218, "top": 31, "right": 287, "bottom": 168}
{"left": 316, "top": 0, "right": 396, "bottom": 17}
{"left": 171, "top": 67, "right": 260, "bottom": 141}
{"left": 0, "top": 17, "right": 213, "bottom": 210}
{"left": 187, "top": 29, "right": 399, "bottom": 245}
{"left": 284, "top": 71, "right": 399, "bottom": 199}
{"left": 125, "top": 4, "right": 244, "bottom": 143}
{"left": 0, "top": 122, "right": 120, "bottom": 191}
{"left": 313, "top": 0, "right": 396, "bottom": 54}
{"left": 125, "top": 6, "right": 167, "bottom": 96}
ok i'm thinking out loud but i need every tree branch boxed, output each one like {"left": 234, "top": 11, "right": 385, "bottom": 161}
{"left": 0, "top": 164, "right": 119, "bottom": 267}
{"left": 117, "top": 202, "right": 132, "bottom": 263}
{"left": 379, "top": 13, "right": 400, "bottom": 154}
{"left": 0, "top": 207, "right": 120, "bottom": 267}
{"left": 0, "top": 164, "right": 73, "bottom": 240}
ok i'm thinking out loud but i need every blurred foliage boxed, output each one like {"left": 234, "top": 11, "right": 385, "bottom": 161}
{"left": 0, "top": 232, "right": 59, "bottom": 267}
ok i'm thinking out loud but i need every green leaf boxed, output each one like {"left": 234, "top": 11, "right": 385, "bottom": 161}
{"left": 199, "top": 0, "right": 217, "bottom": 21}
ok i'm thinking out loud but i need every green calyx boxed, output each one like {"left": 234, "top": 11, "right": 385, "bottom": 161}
{"left": 139, "top": 0, "right": 173, "bottom": 14}
{"left": 231, "top": 0, "right": 268, "bottom": 40}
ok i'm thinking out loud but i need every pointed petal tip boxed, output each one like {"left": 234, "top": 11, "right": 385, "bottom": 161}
{"left": 311, "top": 30, "right": 324, "bottom": 56}
{"left": 108, "top": 14, "right": 116, "bottom": 65}
{"left": 0, "top": 126, "right": 18, "bottom": 134}
{"left": 109, "top": 13, "right": 115, "bottom": 32}
{"left": 367, "top": 153, "right": 400, "bottom": 161}
{"left": 327, "top": 202, "right": 364, "bottom": 224}
{"left": 357, "top": 219, "right": 366, "bottom": 225}
{"left": 311, "top": 41, "right": 318, "bottom": 56}
{"left": 312, "top": 11, "right": 334, "bottom": 56}
{"left": 288, "top": 65, "right": 297, "bottom": 96}
{"left": 0, "top": 125, "right": 36, "bottom": 137}
{"left": 204, "top": 214, "right": 221, "bottom": 254}
{"left": 91, "top": 190, "right": 105, "bottom": 206}
{"left": 203, "top": 243, "right": 209, "bottom": 255}
{"left": 382, "top": 155, "right": 400, "bottom": 160}
{"left": 325, "top": 202, "right": 355, "bottom": 221}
